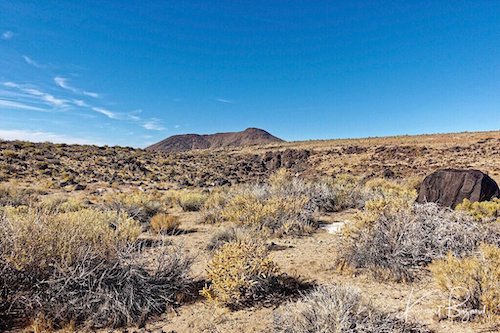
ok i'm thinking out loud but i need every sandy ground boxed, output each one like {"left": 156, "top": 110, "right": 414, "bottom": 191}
{"left": 98, "top": 210, "right": 499, "bottom": 333}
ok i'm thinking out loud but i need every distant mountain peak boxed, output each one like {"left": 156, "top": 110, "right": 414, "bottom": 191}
{"left": 146, "top": 128, "right": 284, "bottom": 152}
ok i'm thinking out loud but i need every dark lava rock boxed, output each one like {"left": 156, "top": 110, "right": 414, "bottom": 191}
{"left": 261, "top": 149, "right": 311, "bottom": 171}
{"left": 416, "top": 169, "right": 499, "bottom": 208}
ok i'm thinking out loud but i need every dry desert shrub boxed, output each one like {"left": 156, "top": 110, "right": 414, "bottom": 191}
{"left": 206, "top": 226, "right": 256, "bottom": 251}
{"left": 273, "top": 284, "right": 432, "bottom": 333}
{"left": 429, "top": 243, "right": 500, "bottom": 321}
{"left": 37, "top": 195, "right": 86, "bottom": 214}
{"left": 220, "top": 192, "right": 314, "bottom": 236}
{"left": 201, "top": 237, "right": 306, "bottom": 309}
{"left": 23, "top": 245, "right": 192, "bottom": 329}
{"left": 0, "top": 183, "right": 42, "bottom": 207}
{"left": 177, "top": 191, "right": 208, "bottom": 212}
{"left": 150, "top": 213, "right": 181, "bottom": 234}
{"left": 0, "top": 207, "right": 140, "bottom": 272}
{"left": 102, "top": 190, "right": 162, "bottom": 225}
{"left": 201, "top": 238, "right": 279, "bottom": 309}
{"left": 455, "top": 198, "right": 500, "bottom": 222}
{"left": 0, "top": 206, "right": 192, "bottom": 329}
{"left": 336, "top": 203, "right": 500, "bottom": 282}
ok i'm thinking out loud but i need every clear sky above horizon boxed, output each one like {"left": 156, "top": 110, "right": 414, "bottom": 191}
{"left": 0, "top": 1, "right": 499, "bottom": 147}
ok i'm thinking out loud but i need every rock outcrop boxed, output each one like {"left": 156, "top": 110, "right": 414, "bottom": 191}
{"left": 416, "top": 169, "right": 499, "bottom": 208}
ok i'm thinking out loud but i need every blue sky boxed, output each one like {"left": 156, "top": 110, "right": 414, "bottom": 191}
{"left": 0, "top": 1, "right": 499, "bottom": 147}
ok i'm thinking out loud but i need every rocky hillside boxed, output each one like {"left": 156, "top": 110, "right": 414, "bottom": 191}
{"left": 146, "top": 128, "right": 284, "bottom": 152}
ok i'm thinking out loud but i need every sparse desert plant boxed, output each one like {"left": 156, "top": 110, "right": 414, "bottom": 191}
{"left": 200, "top": 189, "right": 231, "bottom": 224}
{"left": 429, "top": 244, "right": 500, "bottom": 320}
{"left": 103, "top": 190, "right": 162, "bottom": 225}
{"left": 220, "top": 192, "right": 315, "bottom": 236}
{"left": 0, "top": 205, "right": 191, "bottom": 329}
{"left": 206, "top": 226, "right": 264, "bottom": 251}
{"left": 456, "top": 198, "right": 500, "bottom": 222}
{"left": 150, "top": 213, "right": 180, "bottom": 234}
{"left": 0, "top": 183, "right": 42, "bottom": 207}
{"left": 201, "top": 238, "right": 279, "bottom": 309}
{"left": 177, "top": 191, "right": 208, "bottom": 212}
{"left": 38, "top": 195, "right": 85, "bottom": 213}
{"left": 23, "top": 245, "right": 192, "bottom": 329}
{"left": 0, "top": 207, "right": 140, "bottom": 272}
{"left": 336, "top": 203, "right": 500, "bottom": 281}
{"left": 273, "top": 284, "right": 432, "bottom": 333}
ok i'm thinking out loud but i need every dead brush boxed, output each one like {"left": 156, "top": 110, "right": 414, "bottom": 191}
{"left": 22, "top": 245, "right": 192, "bottom": 329}
{"left": 336, "top": 203, "right": 500, "bottom": 282}
{"left": 273, "top": 284, "right": 433, "bottom": 333}
{"left": 0, "top": 207, "right": 192, "bottom": 330}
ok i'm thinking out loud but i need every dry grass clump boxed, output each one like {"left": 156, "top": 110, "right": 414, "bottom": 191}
{"left": 273, "top": 284, "right": 432, "bottom": 333}
{"left": 336, "top": 203, "right": 500, "bottom": 282}
{"left": 0, "top": 205, "right": 191, "bottom": 330}
{"left": 37, "top": 195, "right": 85, "bottom": 213}
{"left": 1, "top": 207, "right": 140, "bottom": 272}
{"left": 207, "top": 226, "right": 266, "bottom": 251}
{"left": 220, "top": 191, "right": 314, "bottom": 236}
{"left": 429, "top": 244, "right": 500, "bottom": 321}
{"left": 177, "top": 191, "right": 208, "bottom": 212}
{"left": 0, "top": 183, "right": 42, "bottom": 207}
{"left": 150, "top": 213, "right": 181, "bottom": 234}
{"left": 103, "top": 190, "right": 162, "bottom": 225}
{"left": 269, "top": 169, "right": 366, "bottom": 213}
{"left": 456, "top": 198, "right": 500, "bottom": 222}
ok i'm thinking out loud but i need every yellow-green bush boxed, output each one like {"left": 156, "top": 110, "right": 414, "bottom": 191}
{"left": 200, "top": 189, "right": 230, "bottom": 224}
{"left": 456, "top": 198, "right": 500, "bottom": 223}
{"left": 201, "top": 238, "right": 279, "bottom": 308}
{"left": 177, "top": 191, "right": 207, "bottom": 212}
{"left": 103, "top": 190, "right": 162, "bottom": 224}
{"left": 38, "top": 195, "right": 85, "bottom": 213}
{"left": 220, "top": 194, "right": 311, "bottom": 236}
{"left": 1, "top": 207, "right": 140, "bottom": 271}
{"left": 429, "top": 244, "right": 500, "bottom": 320}
{"left": 150, "top": 213, "right": 180, "bottom": 233}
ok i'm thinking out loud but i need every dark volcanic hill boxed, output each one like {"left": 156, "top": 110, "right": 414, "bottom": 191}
{"left": 146, "top": 128, "right": 284, "bottom": 152}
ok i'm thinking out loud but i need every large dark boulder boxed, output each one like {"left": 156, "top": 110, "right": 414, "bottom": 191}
{"left": 417, "top": 169, "right": 499, "bottom": 208}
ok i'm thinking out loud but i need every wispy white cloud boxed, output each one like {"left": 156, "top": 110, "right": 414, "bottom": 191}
{"left": 91, "top": 107, "right": 119, "bottom": 119}
{"left": 22, "top": 55, "right": 45, "bottom": 68}
{"left": 1, "top": 31, "right": 14, "bottom": 40}
{"left": 72, "top": 99, "right": 89, "bottom": 107}
{"left": 3, "top": 82, "right": 68, "bottom": 107}
{"left": 0, "top": 99, "right": 51, "bottom": 112}
{"left": 142, "top": 119, "right": 165, "bottom": 131}
{"left": 215, "top": 98, "right": 235, "bottom": 104}
{"left": 83, "top": 91, "right": 99, "bottom": 98}
{"left": 0, "top": 129, "right": 100, "bottom": 145}
{"left": 174, "top": 124, "right": 180, "bottom": 129}
{"left": 54, "top": 76, "right": 100, "bottom": 98}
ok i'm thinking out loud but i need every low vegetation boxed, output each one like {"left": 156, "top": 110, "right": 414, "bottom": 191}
{"left": 201, "top": 238, "right": 279, "bottom": 309}
{"left": 150, "top": 213, "right": 181, "bottom": 234}
{"left": 429, "top": 243, "right": 500, "bottom": 321}
{"left": 176, "top": 191, "right": 208, "bottom": 212}
{"left": 456, "top": 198, "right": 500, "bottom": 222}
{"left": 0, "top": 198, "right": 192, "bottom": 330}
{"left": 273, "top": 284, "right": 432, "bottom": 333}
{"left": 336, "top": 202, "right": 500, "bottom": 281}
